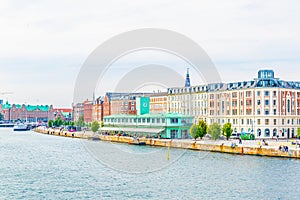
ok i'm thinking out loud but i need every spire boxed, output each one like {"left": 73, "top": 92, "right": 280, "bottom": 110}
{"left": 185, "top": 67, "right": 190, "bottom": 87}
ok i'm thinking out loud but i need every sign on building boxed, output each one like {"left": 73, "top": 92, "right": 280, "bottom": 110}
{"left": 136, "top": 97, "right": 150, "bottom": 115}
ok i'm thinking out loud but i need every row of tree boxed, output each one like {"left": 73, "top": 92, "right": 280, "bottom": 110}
{"left": 190, "top": 120, "right": 234, "bottom": 140}
{"left": 47, "top": 116, "right": 101, "bottom": 133}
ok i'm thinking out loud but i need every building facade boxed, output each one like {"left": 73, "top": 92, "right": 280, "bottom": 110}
{"left": 0, "top": 102, "right": 55, "bottom": 122}
{"left": 102, "top": 113, "right": 193, "bottom": 139}
{"left": 83, "top": 100, "right": 93, "bottom": 123}
{"left": 146, "top": 92, "right": 168, "bottom": 114}
{"left": 73, "top": 102, "right": 84, "bottom": 122}
{"left": 92, "top": 97, "right": 103, "bottom": 122}
{"left": 167, "top": 69, "right": 300, "bottom": 139}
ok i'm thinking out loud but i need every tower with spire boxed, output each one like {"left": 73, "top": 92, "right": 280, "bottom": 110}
{"left": 185, "top": 68, "right": 190, "bottom": 87}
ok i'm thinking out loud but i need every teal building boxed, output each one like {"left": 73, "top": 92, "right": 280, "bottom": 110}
{"left": 102, "top": 113, "right": 193, "bottom": 139}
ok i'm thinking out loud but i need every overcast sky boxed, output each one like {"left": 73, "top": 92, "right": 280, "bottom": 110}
{"left": 0, "top": 0, "right": 299, "bottom": 107}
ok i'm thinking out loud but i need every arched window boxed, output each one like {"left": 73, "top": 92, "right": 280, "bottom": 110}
{"left": 264, "top": 128, "right": 270, "bottom": 137}
{"left": 241, "top": 128, "right": 244, "bottom": 133}
{"left": 273, "top": 128, "right": 277, "bottom": 137}
{"left": 257, "top": 128, "right": 261, "bottom": 137}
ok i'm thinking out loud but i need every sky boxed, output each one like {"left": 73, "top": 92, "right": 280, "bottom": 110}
{"left": 0, "top": 0, "right": 300, "bottom": 107}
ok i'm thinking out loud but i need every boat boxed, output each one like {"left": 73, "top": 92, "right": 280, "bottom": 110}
{"left": 13, "top": 123, "right": 30, "bottom": 131}
{"left": 0, "top": 123, "right": 14, "bottom": 128}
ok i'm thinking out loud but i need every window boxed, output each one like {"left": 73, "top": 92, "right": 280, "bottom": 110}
{"left": 257, "top": 128, "right": 261, "bottom": 137}
{"left": 273, "top": 109, "right": 276, "bottom": 115}
{"left": 265, "top": 109, "right": 269, "bottom": 115}
{"left": 157, "top": 118, "right": 161, "bottom": 123}
{"left": 273, "top": 128, "right": 277, "bottom": 137}
{"left": 273, "top": 100, "right": 276, "bottom": 106}
{"left": 257, "top": 109, "right": 261, "bottom": 115}
{"left": 282, "top": 119, "right": 284, "bottom": 125}
{"left": 257, "top": 91, "right": 261, "bottom": 96}
{"left": 265, "top": 91, "right": 269, "bottom": 96}
{"left": 170, "top": 118, "right": 178, "bottom": 124}
{"left": 264, "top": 128, "right": 270, "bottom": 137}
{"left": 162, "top": 118, "right": 165, "bottom": 123}
{"left": 287, "top": 99, "right": 291, "bottom": 112}
{"left": 274, "top": 119, "right": 277, "bottom": 125}
{"left": 265, "top": 100, "right": 269, "bottom": 106}
{"left": 257, "top": 119, "right": 261, "bottom": 125}
{"left": 170, "top": 130, "right": 178, "bottom": 139}
{"left": 265, "top": 119, "right": 269, "bottom": 125}
{"left": 257, "top": 100, "right": 261, "bottom": 105}
{"left": 273, "top": 91, "right": 276, "bottom": 97}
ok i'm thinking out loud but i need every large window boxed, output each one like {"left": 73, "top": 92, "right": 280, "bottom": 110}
{"left": 264, "top": 128, "right": 270, "bottom": 137}
{"left": 273, "top": 128, "right": 277, "bottom": 137}
{"left": 170, "top": 118, "right": 179, "bottom": 124}
{"left": 170, "top": 130, "right": 178, "bottom": 139}
{"left": 257, "top": 128, "right": 261, "bottom": 137}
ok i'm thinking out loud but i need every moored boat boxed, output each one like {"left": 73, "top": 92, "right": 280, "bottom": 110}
{"left": 13, "top": 123, "right": 30, "bottom": 131}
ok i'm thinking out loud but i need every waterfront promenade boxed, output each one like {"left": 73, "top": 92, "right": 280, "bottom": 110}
{"left": 35, "top": 127, "right": 300, "bottom": 159}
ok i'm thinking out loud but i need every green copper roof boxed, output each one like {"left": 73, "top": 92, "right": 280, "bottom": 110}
{"left": 1, "top": 102, "right": 50, "bottom": 111}
{"left": 2, "top": 101, "right": 11, "bottom": 109}
{"left": 26, "top": 105, "right": 50, "bottom": 111}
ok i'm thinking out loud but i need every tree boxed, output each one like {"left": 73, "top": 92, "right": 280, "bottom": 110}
{"left": 190, "top": 124, "right": 199, "bottom": 140}
{"left": 208, "top": 122, "right": 221, "bottom": 140}
{"left": 91, "top": 121, "right": 100, "bottom": 133}
{"left": 222, "top": 122, "right": 233, "bottom": 140}
{"left": 298, "top": 126, "right": 300, "bottom": 138}
{"left": 70, "top": 121, "right": 75, "bottom": 126}
{"left": 77, "top": 115, "right": 85, "bottom": 127}
{"left": 54, "top": 117, "right": 63, "bottom": 127}
{"left": 198, "top": 120, "right": 207, "bottom": 139}
{"left": 48, "top": 120, "right": 54, "bottom": 127}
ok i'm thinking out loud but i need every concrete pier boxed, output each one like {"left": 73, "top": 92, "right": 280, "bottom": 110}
{"left": 34, "top": 127, "right": 300, "bottom": 159}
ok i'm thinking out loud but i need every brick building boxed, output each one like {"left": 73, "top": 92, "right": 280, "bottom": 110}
{"left": 0, "top": 102, "right": 54, "bottom": 122}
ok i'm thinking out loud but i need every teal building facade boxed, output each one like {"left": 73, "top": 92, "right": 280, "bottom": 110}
{"left": 102, "top": 113, "right": 193, "bottom": 139}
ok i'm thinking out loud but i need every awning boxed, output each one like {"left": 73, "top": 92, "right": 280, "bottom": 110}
{"left": 99, "top": 127, "right": 165, "bottom": 134}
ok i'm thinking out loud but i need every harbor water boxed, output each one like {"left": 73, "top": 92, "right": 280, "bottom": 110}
{"left": 0, "top": 128, "right": 299, "bottom": 199}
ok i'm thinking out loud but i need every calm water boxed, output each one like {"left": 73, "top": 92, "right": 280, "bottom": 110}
{"left": 0, "top": 128, "right": 299, "bottom": 200}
